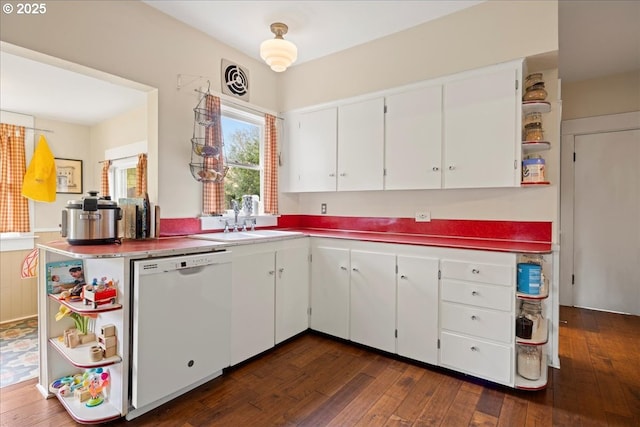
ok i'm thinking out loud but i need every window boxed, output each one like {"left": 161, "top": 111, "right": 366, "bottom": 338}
{"left": 109, "top": 156, "right": 138, "bottom": 201}
{"left": 221, "top": 105, "right": 263, "bottom": 213}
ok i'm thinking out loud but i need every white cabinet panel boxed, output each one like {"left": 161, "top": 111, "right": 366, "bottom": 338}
{"left": 337, "top": 98, "right": 385, "bottom": 191}
{"left": 385, "top": 85, "right": 443, "bottom": 190}
{"left": 441, "top": 259, "right": 514, "bottom": 286}
{"left": 397, "top": 255, "right": 439, "bottom": 365}
{"left": 295, "top": 108, "right": 338, "bottom": 192}
{"left": 349, "top": 250, "right": 397, "bottom": 353}
{"left": 231, "top": 250, "right": 276, "bottom": 365}
{"left": 441, "top": 279, "right": 513, "bottom": 311}
{"left": 310, "top": 245, "right": 351, "bottom": 339}
{"left": 440, "top": 301, "right": 512, "bottom": 343}
{"left": 440, "top": 332, "right": 512, "bottom": 385}
{"left": 275, "top": 242, "right": 310, "bottom": 344}
{"left": 443, "top": 65, "right": 520, "bottom": 188}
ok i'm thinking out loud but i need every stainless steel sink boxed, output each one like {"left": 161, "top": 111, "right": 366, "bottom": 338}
{"left": 190, "top": 229, "right": 304, "bottom": 242}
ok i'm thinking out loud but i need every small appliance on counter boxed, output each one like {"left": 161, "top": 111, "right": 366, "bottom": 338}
{"left": 61, "top": 191, "right": 121, "bottom": 245}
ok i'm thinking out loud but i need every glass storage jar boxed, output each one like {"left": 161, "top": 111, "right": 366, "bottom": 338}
{"left": 517, "top": 345, "right": 542, "bottom": 380}
{"left": 520, "top": 300, "right": 544, "bottom": 335}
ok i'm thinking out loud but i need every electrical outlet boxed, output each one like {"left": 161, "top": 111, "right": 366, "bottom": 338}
{"left": 321, "top": 203, "right": 327, "bottom": 214}
{"left": 415, "top": 211, "right": 431, "bottom": 222}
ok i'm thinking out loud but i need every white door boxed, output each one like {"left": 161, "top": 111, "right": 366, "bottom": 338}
{"left": 443, "top": 65, "right": 519, "bottom": 188}
{"left": 337, "top": 98, "right": 385, "bottom": 191}
{"left": 385, "top": 85, "right": 443, "bottom": 190}
{"left": 297, "top": 108, "right": 338, "bottom": 192}
{"left": 397, "top": 255, "right": 440, "bottom": 365}
{"left": 275, "top": 243, "right": 310, "bottom": 344}
{"left": 230, "top": 250, "right": 276, "bottom": 365}
{"left": 574, "top": 129, "right": 640, "bottom": 314}
{"left": 310, "top": 245, "right": 351, "bottom": 339}
{"left": 349, "top": 250, "right": 397, "bottom": 353}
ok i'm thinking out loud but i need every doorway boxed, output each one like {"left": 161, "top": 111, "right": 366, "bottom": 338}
{"left": 560, "top": 112, "right": 640, "bottom": 315}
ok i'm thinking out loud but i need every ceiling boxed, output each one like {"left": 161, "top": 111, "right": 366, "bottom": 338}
{"left": 1, "top": 0, "right": 638, "bottom": 125}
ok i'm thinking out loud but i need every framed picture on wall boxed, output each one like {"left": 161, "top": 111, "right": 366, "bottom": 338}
{"left": 55, "top": 158, "right": 83, "bottom": 194}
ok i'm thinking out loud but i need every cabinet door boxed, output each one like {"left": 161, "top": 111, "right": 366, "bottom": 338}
{"left": 350, "top": 250, "right": 396, "bottom": 353}
{"left": 275, "top": 243, "right": 310, "bottom": 344}
{"left": 310, "top": 245, "right": 350, "bottom": 339}
{"left": 443, "top": 65, "right": 520, "bottom": 188}
{"left": 296, "top": 108, "right": 338, "bottom": 192}
{"left": 337, "top": 98, "right": 385, "bottom": 191}
{"left": 385, "top": 85, "right": 443, "bottom": 190}
{"left": 397, "top": 255, "right": 439, "bottom": 365}
{"left": 231, "top": 250, "right": 276, "bottom": 365}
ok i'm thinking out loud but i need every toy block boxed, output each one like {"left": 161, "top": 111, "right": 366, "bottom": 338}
{"left": 98, "top": 335, "right": 117, "bottom": 348}
{"left": 100, "top": 324, "right": 116, "bottom": 337}
{"left": 74, "top": 387, "right": 91, "bottom": 402}
{"left": 99, "top": 343, "right": 117, "bottom": 358}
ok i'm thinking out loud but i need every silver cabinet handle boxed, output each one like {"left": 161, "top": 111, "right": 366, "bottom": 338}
{"left": 471, "top": 291, "right": 478, "bottom": 296}
{"left": 470, "top": 346, "right": 478, "bottom": 352}
{"left": 448, "top": 165, "right": 455, "bottom": 170}
{"left": 268, "top": 270, "right": 275, "bottom": 276}
{"left": 278, "top": 267, "right": 284, "bottom": 278}
{"left": 400, "top": 275, "right": 407, "bottom": 279}
{"left": 432, "top": 166, "right": 439, "bottom": 171}
{"left": 339, "top": 173, "right": 347, "bottom": 177}
{"left": 329, "top": 173, "right": 336, "bottom": 177}
{"left": 471, "top": 268, "right": 480, "bottom": 274}
{"left": 340, "top": 266, "right": 348, "bottom": 271}
{"left": 352, "top": 267, "right": 359, "bottom": 272}
{"left": 471, "top": 315, "right": 478, "bottom": 320}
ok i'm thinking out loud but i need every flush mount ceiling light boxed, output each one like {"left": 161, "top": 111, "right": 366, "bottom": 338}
{"left": 260, "top": 22, "right": 297, "bottom": 73}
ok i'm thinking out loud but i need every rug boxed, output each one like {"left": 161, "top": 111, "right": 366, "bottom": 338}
{"left": 0, "top": 317, "right": 39, "bottom": 388}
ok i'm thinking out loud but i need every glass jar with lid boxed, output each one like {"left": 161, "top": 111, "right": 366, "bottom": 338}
{"left": 517, "top": 345, "right": 542, "bottom": 380}
{"left": 520, "top": 300, "right": 544, "bottom": 335}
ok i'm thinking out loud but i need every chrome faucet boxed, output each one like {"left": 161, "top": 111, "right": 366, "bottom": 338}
{"left": 232, "top": 200, "right": 240, "bottom": 230}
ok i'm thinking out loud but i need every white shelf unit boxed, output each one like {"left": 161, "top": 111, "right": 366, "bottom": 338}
{"left": 521, "top": 100, "right": 552, "bottom": 185}
{"left": 514, "top": 254, "right": 551, "bottom": 390}
{"left": 38, "top": 250, "right": 129, "bottom": 424}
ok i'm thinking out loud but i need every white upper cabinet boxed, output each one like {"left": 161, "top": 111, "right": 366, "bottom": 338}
{"left": 287, "top": 108, "right": 338, "bottom": 192}
{"left": 337, "top": 97, "right": 385, "bottom": 191}
{"left": 385, "top": 85, "right": 443, "bottom": 190}
{"left": 443, "top": 63, "right": 521, "bottom": 188}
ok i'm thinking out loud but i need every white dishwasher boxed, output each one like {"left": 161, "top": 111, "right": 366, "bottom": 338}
{"left": 128, "top": 250, "right": 231, "bottom": 420}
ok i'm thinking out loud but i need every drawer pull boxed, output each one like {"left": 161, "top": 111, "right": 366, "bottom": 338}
{"left": 471, "top": 290, "right": 478, "bottom": 296}
{"left": 268, "top": 270, "right": 275, "bottom": 275}
{"left": 340, "top": 266, "right": 348, "bottom": 271}
{"left": 471, "top": 268, "right": 480, "bottom": 274}
{"left": 400, "top": 275, "right": 407, "bottom": 280}
{"left": 352, "top": 267, "right": 359, "bottom": 272}
{"left": 471, "top": 315, "right": 478, "bottom": 321}
{"left": 470, "top": 346, "right": 478, "bottom": 352}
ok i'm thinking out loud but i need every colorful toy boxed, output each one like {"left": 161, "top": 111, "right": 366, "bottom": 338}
{"left": 83, "top": 277, "right": 117, "bottom": 309}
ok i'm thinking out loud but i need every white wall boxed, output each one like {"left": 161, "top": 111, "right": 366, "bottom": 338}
{"left": 1, "top": 0, "right": 279, "bottom": 218}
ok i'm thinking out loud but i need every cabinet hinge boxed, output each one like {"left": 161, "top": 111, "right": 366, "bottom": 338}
{"left": 514, "top": 159, "right": 518, "bottom": 170}
{"left": 437, "top": 338, "right": 440, "bottom": 349}
{"left": 384, "top": 105, "right": 388, "bottom": 114}
{"left": 395, "top": 265, "right": 398, "bottom": 274}
{"left": 383, "top": 168, "right": 387, "bottom": 176}
{"left": 516, "top": 79, "right": 519, "bottom": 90}
{"left": 308, "top": 307, "right": 312, "bottom": 316}
{"left": 573, "top": 152, "right": 576, "bottom": 162}
{"left": 438, "top": 270, "right": 441, "bottom": 280}
{"left": 395, "top": 329, "right": 398, "bottom": 338}
{"left": 572, "top": 274, "right": 575, "bottom": 285}
{"left": 309, "top": 254, "right": 312, "bottom": 263}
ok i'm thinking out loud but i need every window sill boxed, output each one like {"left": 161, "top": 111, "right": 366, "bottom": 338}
{"left": 199, "top": 214, "right": 278, "bottom": 231}
{"left": 0, "top": 234, "right": 36, "bottom": 252}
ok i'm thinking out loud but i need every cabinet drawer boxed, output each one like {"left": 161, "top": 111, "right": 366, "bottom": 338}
{"left": 441, "top": 279, "right": 513, "bottom": 311}
{"left": 440, "top": 302, "right": 512, "bottom": 343}
{"left": 441, "top": 259, "right": 514, "bottom": 286}
{"left": 440, "top": 332, "right": 512, "bottom": 385}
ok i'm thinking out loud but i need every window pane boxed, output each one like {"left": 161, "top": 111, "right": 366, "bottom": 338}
{"left": 224, "top": 168, "right": 260, "bottom": 209}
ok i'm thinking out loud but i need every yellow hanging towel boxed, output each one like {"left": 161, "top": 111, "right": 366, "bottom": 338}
{"left": 22, "top": 134, "right": 57, "bottom": 202}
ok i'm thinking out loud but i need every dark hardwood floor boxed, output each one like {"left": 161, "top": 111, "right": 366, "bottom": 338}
{"left": 1, "top": 306, "right": 639, "bottom": 426}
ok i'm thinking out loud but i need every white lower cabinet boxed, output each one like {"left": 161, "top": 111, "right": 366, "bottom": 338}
{"left": 231, "top": 238, "right": 310, "bottom": 365}
{"left": 396, "top": 255, "right": 439, "bottom": 365}
{"left": 439, "top": 251, "right": 516, "bottom": 387}
{"left": 349, "top": 250, "right": 396, "bottom": 353}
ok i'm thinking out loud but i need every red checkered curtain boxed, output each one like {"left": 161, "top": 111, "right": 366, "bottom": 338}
{"left": 0, "top": 124, "right": 30, "bottom": 232}
{"left": 203, "top": 95, "right": 225, "bottom": 214}
{"left": 136, "top": 153, "right": 147, "bottom": 196}
{"left": 101, "top": 160, "right": 111, "bottom": 198}
{"left": 263, "top": 114, "right": 278, "bottom": 215}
